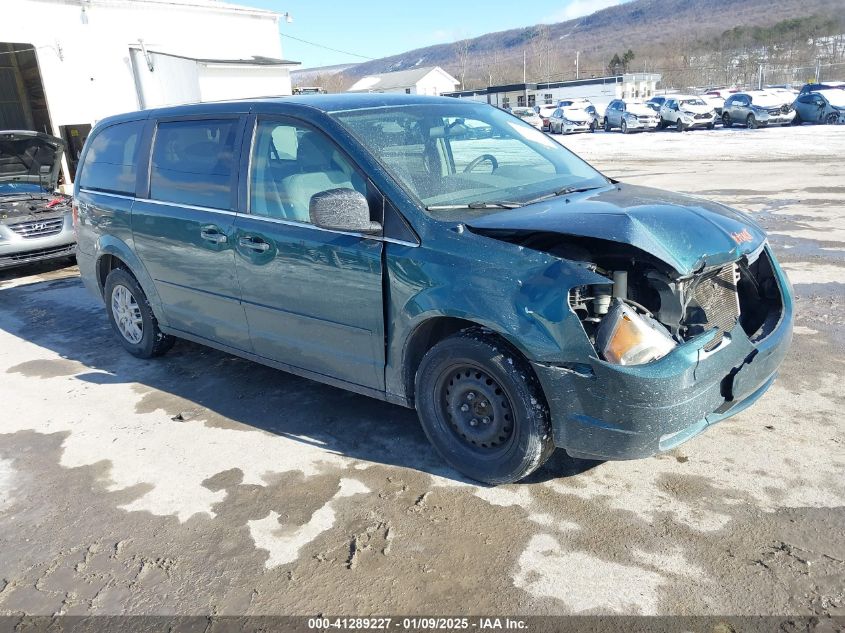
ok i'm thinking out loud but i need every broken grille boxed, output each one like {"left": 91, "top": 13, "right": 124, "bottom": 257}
{"left": 7, "top": 218, "right": 64, "bottom": 239}
{"left": 692, "top": 262, "right": 741, "bottom": 351}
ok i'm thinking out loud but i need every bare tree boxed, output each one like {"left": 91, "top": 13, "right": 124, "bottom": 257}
{"left": 453, "top": 38, "right": 471, "bottom": 89}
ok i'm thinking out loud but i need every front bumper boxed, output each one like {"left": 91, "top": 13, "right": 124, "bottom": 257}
{"left": 625, "top": 117, "right": 659, "bottom": 131}
{"left": 562, "top": 121, "right": 593, "bottom": 133}
{"left": 680, "top": 114, "right": 716, "bottom": 128}
{"left": 0, "top": 213, "right": 76, "bottom": 269}
{"left": 759, "top": 111, "right": 796, "bottom": 125}
{"left": 533, "top": 248, "right": 793, "bottom": 460}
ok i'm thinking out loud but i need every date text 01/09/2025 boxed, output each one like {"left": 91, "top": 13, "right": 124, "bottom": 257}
{"left": 306, "top": 617, "right": 528, "bottom": 630}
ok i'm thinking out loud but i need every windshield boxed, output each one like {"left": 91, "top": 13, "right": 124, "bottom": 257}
{"left": 332, "top": 102, "right": 608, "bottom": 214}
{"left": 680, "top": 98, "right": 707, "bottom": 107}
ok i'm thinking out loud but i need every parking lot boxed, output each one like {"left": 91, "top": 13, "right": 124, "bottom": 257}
{"left": 0, "top": 124, "right": 843, "bottom": 616}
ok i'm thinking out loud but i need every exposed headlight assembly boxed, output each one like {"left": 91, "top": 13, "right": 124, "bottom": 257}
{"left": 596, "top": 300, "right": 677, "bottom": 365}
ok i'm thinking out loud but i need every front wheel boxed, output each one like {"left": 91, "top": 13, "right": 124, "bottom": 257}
{"left": 104, "top": 267, "right": 174, "bottom": 359}
{"left": 826, "top": 112, "right": 839, "bottom": 125}
{"left": 722, "top": 112, "right": 733, "bottom": 128}
{"left": 414, "top": 329, "right": 555, "bottom": 484}
{"left": 707, "top": 122, "right": 715, "bottom": 130}
{"left": 677, "top": 120, "right": 685, "bottom": 132}
{"left": 603, "top": 118, "right": 611, "bottom": 132}
{"left": 747, "top": 114, "right": 758, "bottom": 129}
{"left": 589, "top": 120, "right": 597, "bottom": 133}
{"left": 621, "top": 120, "right": 629, "bottom": 134}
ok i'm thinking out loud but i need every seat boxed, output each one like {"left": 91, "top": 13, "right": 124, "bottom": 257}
{"left": 281, "top": 131, "right": 355, "bottom": 222}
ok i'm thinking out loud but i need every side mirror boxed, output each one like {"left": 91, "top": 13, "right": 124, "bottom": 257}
{"left": 309, "top": 188, "right": 382, "bottom": 235}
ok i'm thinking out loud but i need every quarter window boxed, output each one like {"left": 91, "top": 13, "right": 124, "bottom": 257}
{"left": 78, "top": 120, "right": 144, "bottom": 195}
{"left": 249, "top": 119, "right": 366, "bottom": 223}
{"left": 150, "top": 118, "right": 238, "bottom": 209}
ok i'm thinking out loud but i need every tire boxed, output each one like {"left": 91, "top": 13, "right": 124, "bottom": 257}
{"left": 722, "top": 112, "right": 732, "bottom": 128}
{"left": 792, "top": 113, "right": 802, "bottom": 125}
{"left": 707, "top": 122, "right": 715, "bottom": 130}
{"left": 677, "top": 119, "right": 685, "bottom": 132}
{"left": 621, "top": 120, "right": 629, "bottom": 134}
{"left": 104, "top": 267, "right": 174, "bottom": 359}
{"left": 603, "top": 118, "right": 611, "bottom": 132}
{"left": 589, "top": 120, "right": 596, "bottom": 133}
{"left": 657, "top": 119, "right": 666, "bottom": 130}
{"left": 746, "top": 114, "right": 757, "bottom": 129}
{"left": 414, "top": 329, "right": 555, "bottom": 484}
{"left": 825, "top": 112, "right": 839, "bottom": 125}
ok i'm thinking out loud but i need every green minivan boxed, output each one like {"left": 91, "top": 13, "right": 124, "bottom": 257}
{"left": 74, "top": 94, "right": 793, "bottom": 483}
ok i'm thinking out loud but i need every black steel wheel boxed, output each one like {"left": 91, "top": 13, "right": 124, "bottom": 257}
{"left": 415, "top": 329, "right": 555, "bottom": 484}
{"left": 722, "top": 112, "right": 732, "bottom": 128}
{"left": 826, "top": 112, "right": 839, "bottom": 125}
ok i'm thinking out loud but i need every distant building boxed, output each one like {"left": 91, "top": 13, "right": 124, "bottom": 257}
{"left": 348, "top": 66, "right": 459, "bottom": 96}
{"left": 0, "top": 0, "right": 299, "bottom": 188}
{"left": 445, "top": 73, "right": 662, "bottom": 112}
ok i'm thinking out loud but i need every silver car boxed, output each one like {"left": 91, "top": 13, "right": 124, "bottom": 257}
{"left": 793, "top": 89, "right": 845, "bottom": 125}
{"left": 0, "top": 131, "right": 74, "bottom": 269}
{"left": 603, "top": 99, "right": 660, "bottom": 133}
{"left": 721, "top": 91, "right": 795, "bottom": 128}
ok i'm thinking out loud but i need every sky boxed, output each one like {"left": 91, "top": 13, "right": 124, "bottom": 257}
{"left": 227, "top": 0, "right": 630, "bottom": 69}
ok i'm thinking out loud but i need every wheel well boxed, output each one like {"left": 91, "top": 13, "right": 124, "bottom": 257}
{"left": 96, "top": 254, "right": 129, "bottom": 295}
{"left": 403, "top": 317, "right": 533, "bottom": 405}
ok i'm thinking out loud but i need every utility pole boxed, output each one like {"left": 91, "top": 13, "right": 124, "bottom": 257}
{"left": 757, "top": 64, "right": 763, "bottom": 90}
{"left": 523, "top": 49, "right": 528, "bottom": 105}
{"left": 575, "top": 51, "right": 580, "bottom": 80}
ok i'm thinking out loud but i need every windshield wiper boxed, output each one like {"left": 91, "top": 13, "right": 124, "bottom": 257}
{"left": 522, "top": 185, "right": 605, "bottom": 207}
{"left": 426, "top": 201, "right": 523, "bottom": 211}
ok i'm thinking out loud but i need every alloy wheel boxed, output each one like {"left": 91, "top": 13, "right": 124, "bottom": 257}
{"left": 111, "top": 284, "right": 143, "bottom": 344}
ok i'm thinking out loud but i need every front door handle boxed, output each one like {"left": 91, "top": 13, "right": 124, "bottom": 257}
{"left": 200, "top": 227, "right": 228, "bottom": 244}
{"left": 239, "top": 236, "right": 271, "bottom": 252}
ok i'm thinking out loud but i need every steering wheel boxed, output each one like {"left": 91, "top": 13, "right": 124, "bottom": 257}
{"left": 463, "top": 154, "right": 498, "bottom": 174}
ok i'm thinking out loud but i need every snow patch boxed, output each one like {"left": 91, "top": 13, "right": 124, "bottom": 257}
{"left": 248, "top": 478, "right": 370, "bottom": 568}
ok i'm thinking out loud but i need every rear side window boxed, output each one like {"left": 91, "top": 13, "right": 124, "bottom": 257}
{"left": 150, "top": 118, "right": 238, "bottom": 210}
{"left": 79, "top": 120, "right": 144, "bottom": 195}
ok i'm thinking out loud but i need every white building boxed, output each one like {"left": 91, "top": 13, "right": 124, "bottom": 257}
{"left": 446, "top": 73, "right": 662, "bottom": 113}
{"left": 348, "top": 66, "right": 459, "bottom": 96}
{"left": 0, "top": 0, "right": 299, "bottom": 187}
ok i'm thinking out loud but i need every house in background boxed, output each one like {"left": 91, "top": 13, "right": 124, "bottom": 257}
{"left": 0, "top": 0, "right": 299, "bottom": 188}
{"left": 348, "top": 66, "right": 459, "bottom": 96}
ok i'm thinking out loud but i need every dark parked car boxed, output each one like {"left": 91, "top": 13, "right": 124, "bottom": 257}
{"left": 793, "top": 89, "right": 845, "bottom": 125}
{"left": 0, "top": 131, "right": 74, "bottom": 269}
{"left": 798, "top": 81, "right": 845, "bottom": 95}
{"left": 74, "top": 95, "right": 793, "bottom": 484}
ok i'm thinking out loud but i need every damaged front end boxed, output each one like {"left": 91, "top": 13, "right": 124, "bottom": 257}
{"left": 466, "top": 212, "right": 793, "bottom": 461}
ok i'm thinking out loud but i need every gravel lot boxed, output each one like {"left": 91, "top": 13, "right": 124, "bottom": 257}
{"left": 0, "top": 124, "right": 843, "bottom": 617}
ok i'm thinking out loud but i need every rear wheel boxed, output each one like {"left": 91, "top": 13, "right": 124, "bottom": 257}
{"left": 722, "top": 112, "right": 733, "bottom": 128}
{"left": 746, "top": 113, "right": 758, "bottom": 129}
{"left": 104, "top": 268, "right": 174, "bottom": 359}
{"left": 414, "top": 329, "right": 554, "bottom": 484}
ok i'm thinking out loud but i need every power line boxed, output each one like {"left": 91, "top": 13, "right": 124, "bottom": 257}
{"left": 279, "top": 32, "right": 376, "bottom": 62}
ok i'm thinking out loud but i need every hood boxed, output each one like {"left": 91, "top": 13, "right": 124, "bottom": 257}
{"left": 465, "top": 184, "right": 767, "bottom": 277}
{"left": 0, "top": 130, "right": 65, "bottom": 193}
{"left": 562, "top": 107, "right": 591, "bottom": 121}
{"left": 679, "top": 102, "right": 713, "bottom": 114}
{"left": 625, "top": 104, "right": 656, "bottom": 117}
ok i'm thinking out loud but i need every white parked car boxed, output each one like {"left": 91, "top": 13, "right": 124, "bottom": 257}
{"left": 510, "top": 107, "right": 543, "bottom": 129}
{"left": 659, "top": 96, "right": 717, "bottom": 131}
{"left": 548, "top": 104, "right": 598, "bottom": 134}
{"left": 603, "top": 99, "right": 660, "bottom": 133}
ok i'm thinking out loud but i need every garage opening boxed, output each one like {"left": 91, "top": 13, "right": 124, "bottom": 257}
{"left": 0, "top": 43, "right": 52, "bottom": 133}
